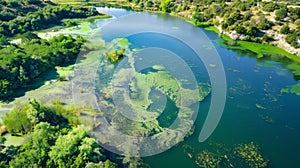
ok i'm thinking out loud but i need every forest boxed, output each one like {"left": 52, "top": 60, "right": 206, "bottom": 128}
{"left": 0, "top": 1, "right": 101, "bottom": 99}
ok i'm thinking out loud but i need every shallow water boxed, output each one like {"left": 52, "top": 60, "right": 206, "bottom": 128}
{"left": 95, "top": 7, "right": 300, "bottom": 167}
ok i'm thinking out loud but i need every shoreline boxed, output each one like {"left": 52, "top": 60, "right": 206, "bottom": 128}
{"left": 55, "top": 1, "right": 300, "bottom": 63}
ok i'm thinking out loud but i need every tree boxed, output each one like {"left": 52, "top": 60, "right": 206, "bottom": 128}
{"left": 280, "top": 24, "right": 290, "bottom": 34}
{"left": 262, "top": 34, "right": 274, "bottom": 43}
{"left": 0, "top": 136, "right": 6, "bottom": 145}
{"left": 262, "top": 2, "right": 279, "bottom": 12}
{"left": 160, "top": 0, "right": 171, "bottom": 13}
{"left": 235, "top": 25, "right": 247, "bottom": 34}
{"left": 193, "top": 13, "right": 206, "bottom": 23}
{"left": 9, "top": 122, "right": 57, "bottom": 168}
{"left": 295, "top": 19, "right": 300, "bottom": 27}
{"left": 3, "top": 103, "right": 33, "bottom": 135}
{"left": 285, "top": 33, "right": 298, "bottom": 48}
{"left": 289, "top": 7, "right": 300, "bottom": 22}
{"left": 246, "top": 26, "right": 259, "bottom": 36}
{"left": 257, "top": 15, "right": 273, "bottom": 30}
{"left": 275, "top": 7, "right": 288, "bottom": 21}
{"left": 0, "top": 145, "right": 19, "bottom": 166}
{"left": 47, "top": 126, "right": 104, "bottom": 168}
{"left": 20, "top": 32, "right": 40, "bottom": 41}
{"left": 0, "top": 80, "right": 11, "bottom": 98}
{"left": 2, "top": 99, "right": 69, "bottom": 134}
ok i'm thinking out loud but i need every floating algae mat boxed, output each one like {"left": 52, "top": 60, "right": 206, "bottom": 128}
{"left": 85, "top": 37, "right": 212, "bottom": 156}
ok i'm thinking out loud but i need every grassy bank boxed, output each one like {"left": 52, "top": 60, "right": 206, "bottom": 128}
{"left": 188, "top": 20, "right": 300, "bottom": 65}
{"left": 219, "top": 35, "right": 300, "bottom": 62}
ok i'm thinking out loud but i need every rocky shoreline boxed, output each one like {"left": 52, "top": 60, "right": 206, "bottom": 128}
{"left": 173, "top": 8, "right": 300, "bottom": 57}
{"left": 218, "top": 26, "right": 300, "bottom": 56}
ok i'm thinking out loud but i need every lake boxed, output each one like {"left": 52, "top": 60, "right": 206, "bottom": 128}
{"left": 83, "top": 7, "right": 300, "bottom": 167}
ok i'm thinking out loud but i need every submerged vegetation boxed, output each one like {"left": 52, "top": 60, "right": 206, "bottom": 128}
{"left": 195, "top": 150, "right": 221, "bottom": 168}
{"left": 193, "top": 141, "right": 268, "bottom": 168}
{"left": 93, "top": 37, "right": 211, "bottom": 154}
{"left": 234, "top": 142, "right": 268, "bottom": 168}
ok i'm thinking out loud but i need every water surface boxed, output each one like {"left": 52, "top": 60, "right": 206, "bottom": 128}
{"left": 95, "top": 7, "right": 300, "bottom": 168}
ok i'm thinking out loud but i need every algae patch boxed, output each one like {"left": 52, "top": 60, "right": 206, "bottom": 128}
{"left": 281, "top": 83, "right": 300, "bottom": 96}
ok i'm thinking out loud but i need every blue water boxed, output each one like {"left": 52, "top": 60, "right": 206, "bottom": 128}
{"left": 95, "top": 7, "right": 300, "bottom": 168}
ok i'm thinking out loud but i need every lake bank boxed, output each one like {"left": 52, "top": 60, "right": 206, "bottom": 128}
{"left": 51, "top": 0, "right": 300, "bottom": 62}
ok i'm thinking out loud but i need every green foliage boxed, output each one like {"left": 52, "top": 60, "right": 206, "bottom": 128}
{"left": 283, "top": 83, "right": 300, "bottom": 95}
{"left": 295, "top": 19, "right": 300, "bottom": 27}
{"left": 47, "top": 126, "right": 104, "bottom": 168}
{"left": 0, "top": 35, "right": 85, "bottom": 99}
{"left": 289, "top": 8, "right": 300, "bottom": 22}
{"left": 0, "top": 136, "right": 6, "bottom": 145}
{"left": 290, "top": 83, "right": 300, "bottom": 95}
{"left": 105, "top": 48, "right": 125, "bottom": 63}
{"left": 262, "top": 34, "right": 274, "bottom": 43}
{"left": 246, "top": 26, "right": 259, "bottom": 36}
{"left": 193, "top": 13, "right": 206, "bottom": 23}
{"left": 0, "top": 35, "right": 9, "bottom": 46}
{"left": 2, "top": 99, "right": 70, "bottom": 135}
{"left": 195, "top": 150, "right": 221, "bottom": 168}
{"left": 275, "top": 7, "right": 288, "bottom": 21}
{"left": 0, "top": 80, "right": 12, "bottom": 98}
{"left": 63, "top": 19, "right": 78, "bottom": 27}
{"left": 159, "top": 0, "right": 171, "bottom": 13}
{"left": 3, "top": 102, "right": 34, "bottom": 135}
{"left": 0, "top": 99, "right": 122, "bottom": 167}
{"left": 262, "top": 2, "right": 280, "bottom": 12}
{"left": 9, "top": 122, "right": 56, "bottom": 168}
{"left": 234, "top": 142, "right": 268, "bottom": 168}
{"left": 225, "top": 10, "right": 242, "bottom": 26}
{"left": 0, "top": 11, "right": 15, "bottom": 22}
{"left": 0, "top": 0, "right": 50, "bottom": 22}
{"left": 0, "top": 4, "right": 99, "bottom": 37}
{"left": 0, "top": 145, "right": 19, "bottom": 166}
{"left": 285, "top": 33, "right": 299, "bottom": 47}
{"left": 256, "top": 14, "right": 273, "bottom": 30}
{"left": 280, "top": 24, "right": 290, "bottom": 34}
{"left": 235, "top": 25, "right": 247, "bottom": 34}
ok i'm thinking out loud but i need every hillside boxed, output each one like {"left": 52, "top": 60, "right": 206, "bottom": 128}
{"left": 0, "top": 0, "right": 54, "bottom": 22}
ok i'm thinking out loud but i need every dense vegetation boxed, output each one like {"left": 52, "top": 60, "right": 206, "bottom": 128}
{"left": 0, "top": 0, "right": 104, "bottom": 99}
{"left": 0, "top": 34, "right": 85, "bottom": 99}
{"left": 0, "top": 0, "right": 51, "bottom": 22}
{"left": 0, "top": 3, "right": 99, "bottom": 37}
{"left": 0, "top": 99, "right": 144, "bottom": 167}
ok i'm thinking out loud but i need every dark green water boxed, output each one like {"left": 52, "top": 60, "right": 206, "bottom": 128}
{"left": 96, "top": 7, "right": 300, "bottom": 168}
